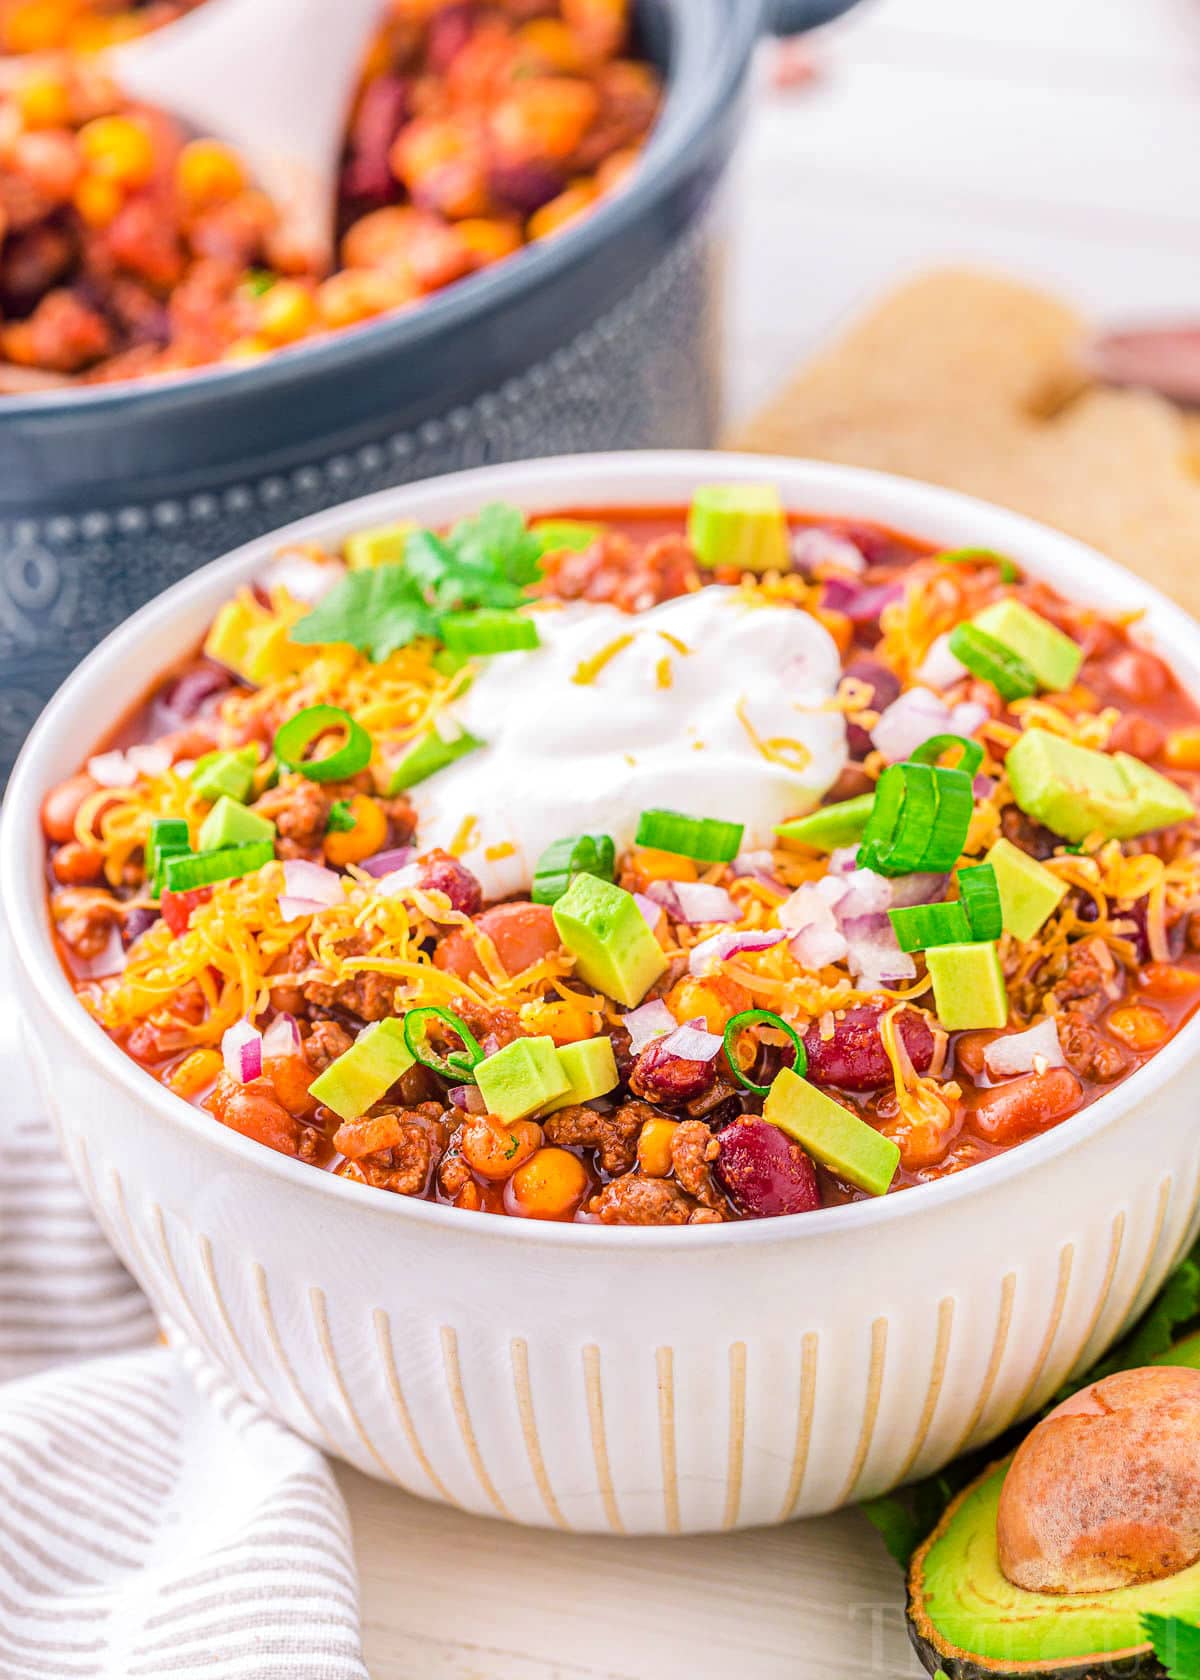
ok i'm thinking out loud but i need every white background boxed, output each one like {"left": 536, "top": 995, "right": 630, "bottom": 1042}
{"left": 343, "top": 0, "right": 1200, "bottom": 1674}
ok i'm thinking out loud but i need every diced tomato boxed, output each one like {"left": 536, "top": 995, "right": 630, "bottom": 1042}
{"left": 161, "top": 885, "right": 213, "bottom": 935}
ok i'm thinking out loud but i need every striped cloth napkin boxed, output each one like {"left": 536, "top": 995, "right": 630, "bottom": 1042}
{"left": 0, "top": 949, "right": 369, "bottom": 1680}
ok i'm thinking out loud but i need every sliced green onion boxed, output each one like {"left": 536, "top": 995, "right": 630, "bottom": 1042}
{"left": 888, "top": 900, "right": 971, "bottom": 953}
{"left": 146, "top": 817, "right": 190, "bottom": 899}
{"left": 532, "top": 833, "right": 616, "bottom": 905}
{"left": 635, "top": 808, "right": 744, "bottom": 863}
{"left": 775, "top": 793, "right": 874, "bottom": 851}
{"left": 274, "top": 704, "right": 372, "bottom": 783}
{"left": 402, "top": 1006, "right": 485, "bottom": 1081}
{"left": 327, "top": 799, "right": 356, "bottom": 834}
{"left": 438, "top": 608, "right": 540, "bottom": 656}
{"left": 860, "top": 763, "right": 974, "bottom": 878}
{"left": 723, "top": 1009, "right": 807, "bottom": 1096}
{"left": 938, "top": 547, "right": 1020, "bottom": 585}
{"left": 957, "top": 862, "right": 1003, "bottom": 940}
{"left": 948, "top": 624, "right": 1037, "bottom": 702}
{"left": 385, "top": 727, "right": 484, "bottom": 794}
{"left": 908, "top": 733, "right": 984, "bottom": 780}
{"left": 163, "top": 841, "right": 274, "bottom": 892}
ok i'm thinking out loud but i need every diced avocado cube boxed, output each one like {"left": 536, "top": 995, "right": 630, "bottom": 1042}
{"left": 764, "top": 1066, "right": 899, "bottom": 1197}
{"left": 530, "top": 518, "right": 605, "bottom": 554}
{"left": 984, "top": 837, "right": 1067, "bottom": 941}
{"left": 475, "top": 1035, "right": 570, "bottom": 1121}
{"left": 1112, "top": 752, "right": 1195, "bottom": 835}
{"left": 310, "top": 1019, "right": 414, "bottom": 1122}
{"left": 203, "top": 595, "right": 269, "bottom": 677}
{"left": 687, "top": 484, "right": 790, "bottom": 574}
{"left": 191, "top": 746, "right": 258, "bottom": 805}
{"left": 344, "top": 522, "right": 414, "bottom": 569}
{"left": 541, "top": 1036, "right": 620, "bottom": 1114}
{"left": 241, "top": 618, "right": 307, "bottom": 686}
{"left": 775, "top": 793, "right": 874, "bottom": 851}
{"left": 925, "top": 942, "right": 1008, "bottom": 1030}
{"left": 1007, "top": 727, "right": 1195, "bottom": 841}
{"left": 552, "top": 873, "right": 668, "bottom": 1008}
{"left": 197, "top": 796, "right": 276, "bottom": 853}
{"left": 384, "top": 728, "right": 483, "bottom": 794}
{"left": 971, "top": 600, "right": 1083, "bottom": 693}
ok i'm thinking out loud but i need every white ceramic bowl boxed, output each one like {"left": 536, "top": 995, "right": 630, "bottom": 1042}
{"left": 7, "top": 452, "right": 1200, "bottom": 1536}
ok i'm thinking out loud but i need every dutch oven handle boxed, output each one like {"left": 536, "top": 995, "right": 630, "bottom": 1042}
{"left": 769, "top": 0, "right": 862, "bottom": 34}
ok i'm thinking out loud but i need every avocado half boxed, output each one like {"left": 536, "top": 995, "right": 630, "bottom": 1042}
{"left": 906, "top": 1332, "right": 1200, "bottom": 1679}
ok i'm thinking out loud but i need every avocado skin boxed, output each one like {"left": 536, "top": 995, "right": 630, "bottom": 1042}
{"left": 905, "top": 1466, "right": 1168, "bottom": 1680}
{"left": 905, "top": 1328, "right": 1200, "bottom": 1680}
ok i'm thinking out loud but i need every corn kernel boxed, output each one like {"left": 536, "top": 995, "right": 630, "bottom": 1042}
{"left": 15, "top": 71, "right": 72, "bottom": 130}
{"left": 72, "top": 172, "right": 122, "bottom": 227}
{"left": 517, "top": 18, "right": 586, "bottom": 73}
{"left": 633, "top": 846, "right": 698, "bottom": 884}
{"left": 637, "top": 1117, "right": 678, "bottom": 1178}
{"left": 455, "top": 217, "right": 522, "bottom": 267}
{"left": 1165, "top": 728, "right": 1200, "bottom": 771}
{"left": 666, "top": 975, "right": 752, "bottom": 1035}
{"left": 168, "top": 1048, "right": 224, "bottom": 1100}
{"left": 323, "top": 794, "right": 388, "bottom": 867}
{"left": 177, "top": 138, "right": 246, "bottom": 208}
{"left": 1107, "top": 1003, "right": 1170, "bottom": 1052}
{"left": 506, "top": 1147, "right": 589, "bottom": 1219}
{"left": 527, "top": 180, "right": 599, "bottom": 242}
{"left": 223, "top": 335, "right": 272, "bottom": 363}
{"left": 77, "top": 115, "right": 156, "bottom": 189}
{"left": 256, "top": 280, "right": 318, "bottom": 346}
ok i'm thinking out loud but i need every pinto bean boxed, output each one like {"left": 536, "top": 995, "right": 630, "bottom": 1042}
{"left": 41, "top": 773, "right": 98, "bottom": 842}
{"left": 434, "top": 901, "right": 560, "bottom": 982}
{"left": 208, "top": 1074, "right": 303, "bottom": 1157}
{"left": 971, "top": 1067, "right": 1083, "bottom": 1146}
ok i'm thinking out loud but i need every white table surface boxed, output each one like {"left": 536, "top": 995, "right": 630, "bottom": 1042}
{"left": 339, "top": 0, "right": 1200, "bottom": 1671}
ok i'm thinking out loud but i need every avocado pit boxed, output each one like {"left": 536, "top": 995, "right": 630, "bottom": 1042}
{"left": 996, "top": 1367, "right": 1200, "bottom": 1594}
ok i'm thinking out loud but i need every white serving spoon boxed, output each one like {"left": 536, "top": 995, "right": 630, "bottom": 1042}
{"left": 109, "top": 0, "right": 383, "bottom": 267}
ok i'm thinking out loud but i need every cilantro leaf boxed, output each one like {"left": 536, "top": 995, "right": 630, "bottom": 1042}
{"left": 404, "top": 528, "right": 523, "bottom": 613}
{"left": 1143, "top": 1616, "right": 1200, "bottom": 1679}
{"left": 449, "top": 501, "right": 545, "bottom": 590}
{"left": 290, "top": 564, "right": 438, "bottom": 662}
{"left": 327, "top": 799, "right": 356, "bottom": 834}
{"left": 291, "top": 502, "right": 543, "bottom": 661}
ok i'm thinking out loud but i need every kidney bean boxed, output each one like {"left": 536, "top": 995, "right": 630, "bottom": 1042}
{"left": 804, "top": 1006, "right": 934, "bottom": 1093}
{"left": 489, "top": 158, "right": 566, "bottom": 215}
{"left": 121, "top": 906, "right": 161, "bottom": 948}
{"left": 342, "top": 75, "right": 411, "bottom": 206}
{"left": 415, "top": 851, "right": 484, "bottom": 917}
{"left": 844, "top": 657, "right": 901, "bottom": 757}
{"left": 971, "top": 1067, "right": 1083, "bottom": 1146}
{"left": 629, "top": 1036, "right": 716, "bottom": 1104}
{"left": 427, "top": 3, "right": 477, "bottom": 72}
{"left": 1076, "top": 892, "right": 1161, "bottom": 964}
{"left": 715, "top": 1117, "right": 820, "bottom": 1218}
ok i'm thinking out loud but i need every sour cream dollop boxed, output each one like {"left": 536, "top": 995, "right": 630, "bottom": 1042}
{"left": 412, "top": 586, "right": 849, "bottom": 898}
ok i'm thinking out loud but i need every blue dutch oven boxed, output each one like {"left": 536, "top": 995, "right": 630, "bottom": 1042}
{"left": 0, "top": 0, "right": 858, "bottom": 778}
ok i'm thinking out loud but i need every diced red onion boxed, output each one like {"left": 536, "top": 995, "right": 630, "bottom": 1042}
{"left": 278, "top": 859, "right": 344, "bottom": 919}
{"left": 888, "top": 872, "right": 949, "bottom": 908}
{"left": 87, "top": 749, "right": 139, "bottom": 788}
{"left": 222, "top": 1019, "right": 263, "bottom": 1084}
{"left": 80, "top": 922, "right": 127, "bottom": 979}
{"left": 374, "top": 862, "right": 423, "bottom": 898}
{"left": 658, "top": 1019, "right": 723, "bottom": 1064}
{"left": 828, "top": 845, "right": 861, "bottom": 877}
{"left": 262, "top": 549, "right": 345, "bottom": 604}
{"left": 731, "top": 851, "right": 786, "bottom": 894}
{"left": 837, "top": 868, "right": 894, "bottom": 919}
{"left": 842, "top": 914, "right": 916, "bottom": 984}
{"left": 360, "top": 847, "right": 415, "bottom": 878}
{"left": 128, "top": 742, "right": 172, "bottom": 778}
{"left": 871, "top": 688, "right": 988, "bottom": 764}
{"left": 449, "top": 1084, "right": 487, "bottom": 1114}
{"left": 792, "top": 528, "right": 866, "bottom": 575}
{"left": 984, "top": 1018, "right": 1064, "bottom": 1080}
{"left": 818, "top": 575, "right": 860, "bottom": 614}
{"left": 262, "top": 1013, "right": 302, "bottom": 1059}
{"left": 688, "top": 928, "right": 788, "bottom": 975}
{"left": 915, "top": 632, "right": 968, "bottom": 690}
{"left": 646, "top": 878, "right": 741, "bottom": 924}
{"left": 622, "top": 997, "right": 677, "bottom": 1053}
{"left": 974, "top": 773, "right": 997, "bottom": 800}
{"left": 845, "top": 580, "right": 904, "bottom": 624}
{"left": 632, "top": 891, "right": 663, "bottom": 930}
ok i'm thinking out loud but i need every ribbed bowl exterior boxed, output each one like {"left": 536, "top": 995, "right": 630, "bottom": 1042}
{"left": 27, "top": 1007, "right": 1200, "bottom": 1534}
{"left": 10, "top": 453, "right": 1200, "bottom": 1535}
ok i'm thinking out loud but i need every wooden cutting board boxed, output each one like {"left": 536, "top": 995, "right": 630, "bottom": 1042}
{"left": 728, "top": 268, "right": 1200, "bottom": 617}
